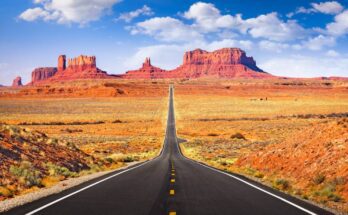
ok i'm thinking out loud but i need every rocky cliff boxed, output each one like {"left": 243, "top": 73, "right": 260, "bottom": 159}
{"left": 123, "top": 48, "right": 272, "bottom": 79}
{"left": 31, "top": 67, "right": 57, "bottom": 84}
{"left": 170, "top": 48, "right": 270, "bottom": 78}
{"left": 12, "top": 76, "right": 23, "bottom": 87}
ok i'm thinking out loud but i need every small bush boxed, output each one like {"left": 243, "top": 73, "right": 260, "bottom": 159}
{"left": 313, "top": 174, "right": 326, "bottom": 185}
{"left": 275, "top": 179, "right": 290, "bottom": 190}
{"left": 46, "top": 162, "right": 76, "bottom": 178}
{"left": 9, "top": 161, "right": 42, "bottom": 187}
{"left": 122, "top": 156, "right": 135, "bottom": 162}
{"left": 112, "top": 120, "right": 123, "bottom": 123}
{"left": 0, "top": 186, "right": 12, "bottom": 197}
{"left": 254, "top": 172, "right": 264, "bottom": 178}
{"left": 230, "top": 133, "right": 246, "bottom": 140}
{"left": 105, "top": 157, "right": 115, "bottom": 163}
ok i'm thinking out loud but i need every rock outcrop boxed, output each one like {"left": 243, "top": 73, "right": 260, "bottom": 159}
{"left": 58, "top": 55, "right": 66, "bottom": 72}
{"left": 123, "top": 57, "right": 168, "bottom": 79}
{"left": 123, "top": 48, "right": 272, "bottom": 79}
{"left": 170, "top": 48, "right": 270, "bottom": 78}
{"left": 31, "top": 67, "right": 57, "bottom": 83}
{"left": 12, "top": 76, "right": 23, "bottom": 87}
{"left": 51, "top": 55, "right": 114, "bottom": 80}
{"left": 30, "top": 55, "right": 118, "bottom": 85}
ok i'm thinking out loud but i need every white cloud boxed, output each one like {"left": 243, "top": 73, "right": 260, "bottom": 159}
{"left": 289, "top": 1, "right": 343, "bottom": 17}
{"left": 258, "top": 40, "right": 289, "bottom": 52}
{"left": 304, "top": 35, "right": 336, "bottom": 50}
{"left": 117, "top": 5, "right": 153, "bottom": 23}
{"left": 311, "top": 1, "right": 343, "bottom": 14}
{"left": 244, "top": 13, "right": 306, "bottom": 41}
{"left": 326, "top": 50, "right": 340, "bottom": 57}
{"left": 326, "top": 10, "right": 348, "bottom": 36}
{"left": 129, "top": 17, "right": 203, "bottom": 42}
{"left": 183, "top": 2, "right": 243, "bottom": 32}
{"left": 19, "top": 0, "right": 121, "bottom": 25}
{"left": 260, "top": 55, "right": 348, "bottom": 77}
{"left": 19, "top": 7, "right": 49, "bottom": 21}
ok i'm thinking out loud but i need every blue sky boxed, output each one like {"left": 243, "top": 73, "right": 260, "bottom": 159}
{"left": 1, "top": 0, "right": 348, "bottom": 85}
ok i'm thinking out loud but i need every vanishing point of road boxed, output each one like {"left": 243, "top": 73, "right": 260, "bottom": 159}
{"left": 5, "top": 85, "right": 332, "bottom": 215}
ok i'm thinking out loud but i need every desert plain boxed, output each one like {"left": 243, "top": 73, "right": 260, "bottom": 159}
{"left": 0, "top": 78, "right": 348, "bottom": 213}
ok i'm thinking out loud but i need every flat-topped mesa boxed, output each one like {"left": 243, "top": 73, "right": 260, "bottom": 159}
{"left": 31, "top": 67, "right": 58, "bottom": 84}
{"left": 67, "top": 55, "right": 96, "bottom": 72}
{"left": 183, "top": 48, "right": 258, "bottom": 68}
{"left": 171, "top": 47, "right": 271, "bottom": 78}
{"left": 12, "top": 76, "right": 23, "bottom": 87}
{"left": 123, "top": 57, "right": 168, "bottom": 79}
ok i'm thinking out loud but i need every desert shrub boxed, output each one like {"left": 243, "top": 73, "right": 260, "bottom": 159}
{"left": 104, "top": 157, "right": 115, "bottom": 163}
{"left": 318, "top": 184, "right": 342, "bottom": 202}
{"left": 60, "top": 128, "right": 83, "bottom": 133}
{"left": 117, "top": 88, "right": 125, "bottom": 94}
{"left": 274, "top": 179, "right": 290, "bottom": 190}
{"left": 313, "top": 174, "right": 326, "bottom": 185}
{"left": 230, "top": 133, "right": 246, "bottom": 140}
{"left": 112, "top": 120, "right": 123, "bottom": 123}
{"left": 331, "top": 177, "right": 346, "bottom": 186}
{"left": 254, "top": 172, "right": 264, "bottom": 178}
{"left": 46, "top": 162, "right": 76, "bottom": 178}
{"left": 122, "top": 156, "right": 139, "bottom": 163}
{"left": 0, "top": 186, "right": 12, "bottom": 197}
{"left": 9, "top": 161, "right": 42, "bottom": 187}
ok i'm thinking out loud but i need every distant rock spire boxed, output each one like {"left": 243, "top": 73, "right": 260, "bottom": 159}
{"left": 143, "top": 57, "right": 151, "bottom": 67}
{"left": 12, "top": 76, "right": 23, "bottom": 87}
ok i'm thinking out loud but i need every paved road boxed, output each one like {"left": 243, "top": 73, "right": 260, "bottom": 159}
{"left": 5, "top": 85, "right": 332, "bottom": 215}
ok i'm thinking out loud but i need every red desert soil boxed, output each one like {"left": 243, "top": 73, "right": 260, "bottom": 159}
{"left": 237, "top": 119, "right": 348, "bottom": 208}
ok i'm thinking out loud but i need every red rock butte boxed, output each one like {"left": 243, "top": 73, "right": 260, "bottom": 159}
{"left": 12, "top": 76, "right": 23, "bottom": 87}
{"left": 27, "top": 47, "right": 275, "bottom": 85}
{"left": 30, "top": 55, "right": 118, "bottom": 84}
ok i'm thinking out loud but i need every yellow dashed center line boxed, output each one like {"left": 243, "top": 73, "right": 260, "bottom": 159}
{"left": 169, "top": 212, "right": 176, "bottom": 215}
{"left": 171, "top": 179, "right": 175, "bottom": 183}
{"left": 171, "top": 173, "right": 175, "bottom": 176}
{"left": 170, "top": 189, "right": 175, "bottom": 195}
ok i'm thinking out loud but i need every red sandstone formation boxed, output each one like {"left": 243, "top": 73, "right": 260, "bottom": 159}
{"left": 124, "top": 57, "right": 168, "bottom": 79}
{"left": 58, "top": 55, "right": 66, "bottom": 72}
{"left": 51, "top": 55, "right": 114, "bottom": 80}
{"left": 31, "top": 67, "right": 57, "bottom": 83}
{"left": 171, "top": 48, "right": 270, "bottom": 78}
{"left": 12, "top": 76, "right": 23, "bottom": 87}
{"left": 28, "top": 47, "right": 274, "bottom": 84}
{"left": 30, "top": 55, "right": 118, "bottom": 85}
{"left": 123, "top": 48, "right": 272, "bottom": 79}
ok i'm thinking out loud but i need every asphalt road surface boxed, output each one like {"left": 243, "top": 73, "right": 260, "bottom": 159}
{"left": 5, "top": 85, "right": 333, "bottom": 215}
